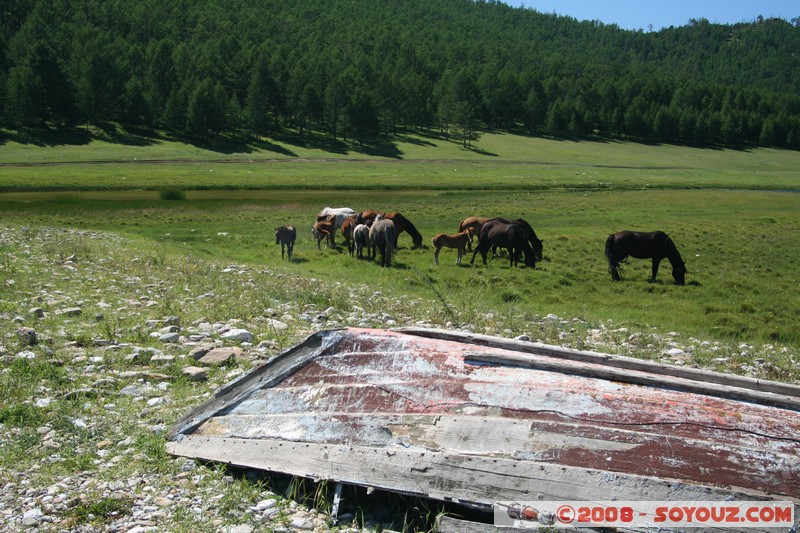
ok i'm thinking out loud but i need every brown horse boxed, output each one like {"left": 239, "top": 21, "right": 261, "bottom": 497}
{"left": 605, "top": 230, "right": 686, "bottom": 285}
{"left": 275, "top": 225, "right": 296, "bottom": 260}
{"left": 369, "top": 216, "right": 396, "bottom": 267}
{"left": 432, "top": 229, "right": 473, "bottom": 265}
{"left": 471, "top": 219, "right": 537, "bottom": 268}
{"left": 339, "top": 214, "right": 359, "bottom": 256}
{"left": 316, "top": 208, "right": 355, "bottom": 246}
{"left": 358, "top": 210, "right": 423, "bottom": 248}
{"left": 311, "top": 217, "right": 336, "bottom": 250}
{"left": 458, "top": 216, "right": 490, "bottom": 251}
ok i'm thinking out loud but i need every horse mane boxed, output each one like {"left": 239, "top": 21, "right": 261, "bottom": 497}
{"left": 514, "top": 218, "right": 543, "bottom": 246}
{"left": 663, "top": 235, "right": 686, "bottom": 273}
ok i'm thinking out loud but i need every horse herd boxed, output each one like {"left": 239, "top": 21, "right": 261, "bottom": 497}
{"left": 274, "top": 206, "right": 688, "bottom": 285}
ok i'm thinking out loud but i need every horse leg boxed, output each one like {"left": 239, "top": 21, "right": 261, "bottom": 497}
{"left": 434, "top": 246, "right": 440, "bottom": 265}
{"left": 287, "top": 243, "right": 293, "bottom": 260}
{"left": 651, "top": 258, "right": 662, "bottom": 281}
{"left": 281, "top": 243, "right": 286, "bottom": 259}
{"left": 456, "top": 247, "right": 462, "bottom": 265}
{"left": 470, "top": 244, "right": 481, "bottom": 265}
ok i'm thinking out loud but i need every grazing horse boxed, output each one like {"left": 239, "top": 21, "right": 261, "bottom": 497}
{"left": 369, "top": 216, "right": 396, "bottom": 267}
{"left": 358, "top": 210, "right": 423, "bottom": 248}
{"left": 384, "top": 212, "right": 423, "bottom": 248}
{"left": 275, "top": 225, "right": 296, "bottom": 260}
{"left": 312, "top": 217, "right": 336, "bottom": 250}
{"left": 352, "top": 224, "right": 371, "bottom": 259}
{"left": 317, "top": 207, "right": 356, "bottom": 246}
{"left": 506, "top": 217, "right": 543, "bottom": 263}
{"left": 317, "top": 207, "right": 356, "bottom": 220}
{"left": 605, "top": 230, "right": 687, "bottom": 285}
{"left": 357, "top": 210, "right": 380, "bottom": 224}
{"left": 339, "top": 214, "right": 359, "bottom": 256}
{"left": 432, "top": 229, "right": 473, "bottom": 265}
{"left": 458, "top": 216, "right": 490, "bottom": 251}
{"left": 471, "top": 219, "right": 536, "bottom": 268}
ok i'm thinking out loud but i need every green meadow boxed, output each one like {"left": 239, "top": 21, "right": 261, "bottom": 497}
{"left": 2, "top": 131, "right": 799, "bottom": 375}
{"left": 1, "top": 131, "right": 799, "bottom": 530}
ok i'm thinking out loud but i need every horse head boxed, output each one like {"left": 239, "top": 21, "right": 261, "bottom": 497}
{"left": 465, "top": 227, "right": 475, "bottom": 243}
{"left": 531, "top": 239, "right": 543, "bottom": 262}
{"left": 672, "top": 261, "right": 687, "bottom": 285}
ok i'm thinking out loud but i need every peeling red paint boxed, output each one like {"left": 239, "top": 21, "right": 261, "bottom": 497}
{"left": 171, "top": 328, "right": 800, "bottom": 501}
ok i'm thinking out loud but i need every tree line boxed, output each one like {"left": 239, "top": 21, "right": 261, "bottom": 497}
{"left": 2, "top": 0, "right": 799, "bottom": 149}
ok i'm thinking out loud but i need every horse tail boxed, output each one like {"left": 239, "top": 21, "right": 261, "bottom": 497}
{"left": 605, "top": 234, "right": 624, "bottom": 280}
{"left": 385, "top": 224, "right": 396, "bottom": 265}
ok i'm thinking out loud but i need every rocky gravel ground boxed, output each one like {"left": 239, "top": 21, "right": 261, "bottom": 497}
{"left": 1, "top": 226, "right": 796, "bottom": 532}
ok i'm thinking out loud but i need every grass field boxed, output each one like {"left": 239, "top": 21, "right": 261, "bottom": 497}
{"left": 1, "top": 131, "right": 799, "bottom": 531}
{"left": 2, "top": 131, "right": 799, "bottom": 359}
{"left": 1, "top": 129, "right": 799, "bottom": 191}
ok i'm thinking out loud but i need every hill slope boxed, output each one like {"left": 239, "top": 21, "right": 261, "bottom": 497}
{"left": 1, "top": 0, "right": 799, "bottom": 149}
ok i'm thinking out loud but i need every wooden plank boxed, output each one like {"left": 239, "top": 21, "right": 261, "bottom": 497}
{"left": 464, "top": 350, "right": 800, "bottom": 411}
{"left": 166, "top": 435, "right": 798, "bottom": 506}
{"left": 187, "top": 411, "right": 800, "bottom": 497}
{"left": 167, "top": 329, "right": 332, "bottom": 439}
{"left": 399, "top": 327, "right": 800, "bottom": 401}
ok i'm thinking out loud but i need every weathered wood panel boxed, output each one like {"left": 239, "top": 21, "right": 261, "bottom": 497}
{"left": 167, "top": 435, "right": 782, "bottom": 506}
{"left": 400, "top": 327, "right": 800, "bottom": 401}
{"left": 168, "top": 328, "right": 800, "bottom": 513}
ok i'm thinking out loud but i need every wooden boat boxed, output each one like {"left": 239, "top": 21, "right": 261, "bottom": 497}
{"left": 167, "top": 327, "right": 799, "bottom": 525}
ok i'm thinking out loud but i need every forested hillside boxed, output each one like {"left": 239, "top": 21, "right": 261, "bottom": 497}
{"left": 2, "top": 0, "right": 799, "bottom": 149}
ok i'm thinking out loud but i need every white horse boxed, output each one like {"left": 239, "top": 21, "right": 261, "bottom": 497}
{"left": 316, "top": 207, "right": 356, "bottom": 246}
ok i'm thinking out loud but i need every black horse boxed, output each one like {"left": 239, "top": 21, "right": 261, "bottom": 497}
{"left": 605, "top": 230, "right": 687, "bottom": 285}
{"left": 471, "top": 219, "right": 538, "bottom": 268}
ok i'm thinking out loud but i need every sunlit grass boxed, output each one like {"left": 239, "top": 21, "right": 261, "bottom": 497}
{"left": 1, "top": 132, "right": 799, "bottom": 192}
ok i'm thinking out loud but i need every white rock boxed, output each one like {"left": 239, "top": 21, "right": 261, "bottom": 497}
{"left": 158, "top": 332, "right": 180, "bottom": 343}
{"left": 23, "top": 508, "right": 43, "bottom": 520}
{"left": 146, "top": 397, "right": 164, "bottom": 407}
{"left": 264, "top": 318, "right": 288, "bottom": 331}
{"left": 221, "top": 329, "right": 253, "bottom": 343}
{"left": 255, "top": 498, "right": 277, "bottom": 511}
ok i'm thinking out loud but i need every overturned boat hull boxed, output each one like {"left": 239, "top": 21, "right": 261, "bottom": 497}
{"left": 167, "top": 327, "right": 799, "bottom": 516}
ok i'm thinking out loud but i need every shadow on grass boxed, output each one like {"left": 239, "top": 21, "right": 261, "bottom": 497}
{"left": 1, "top": 127, "right": 93, "bottom": 147}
